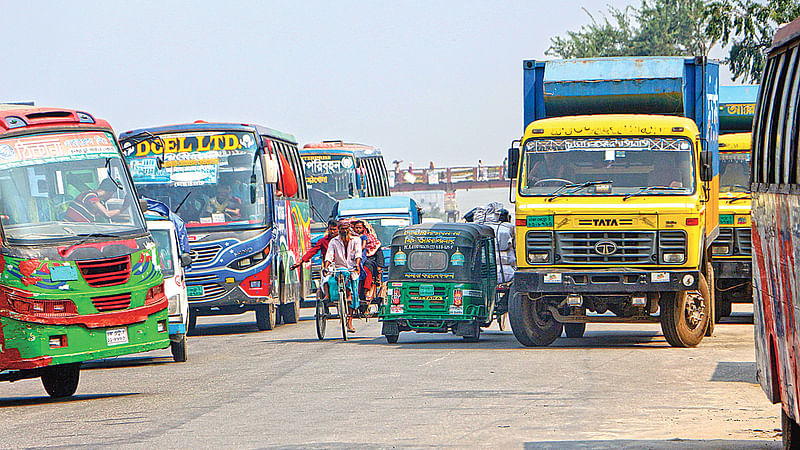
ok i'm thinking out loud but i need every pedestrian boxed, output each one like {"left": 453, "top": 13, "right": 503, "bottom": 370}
{"left": 477, "top": 159, "right": 485, "bottom": 181}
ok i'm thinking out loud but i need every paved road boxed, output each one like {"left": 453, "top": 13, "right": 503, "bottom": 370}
{"left": 0, "top": 307, "right": 781, "bottom": 448}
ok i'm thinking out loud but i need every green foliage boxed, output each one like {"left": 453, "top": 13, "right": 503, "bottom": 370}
{"left": 547, "top": 0, "right": 711, "bottom": 59}
{"left": 705, "top": 0, "right": 800, "bottom": 83}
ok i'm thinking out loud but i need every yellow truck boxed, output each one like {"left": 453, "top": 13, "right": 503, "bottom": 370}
{"left": 507, "top": 57, "right": 720, "bottom": 347}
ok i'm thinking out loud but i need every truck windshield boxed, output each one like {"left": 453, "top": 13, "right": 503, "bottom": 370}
{"left": 365, "top": 217, "right": 410, "bottom": 248}
{"left": 126, "top": 130, "right": 267, "bottom": 230}
{"left": 520, "top": 137, "right": 695, "bottom": 197}
{"left": 0, "top": 131, "right": 145, "bottom": 244}
{"left": 302, "top": 153, "right": 356, "bottom": 201}
{"left": 719, "top": 151, "right": 750, "bottom": 193}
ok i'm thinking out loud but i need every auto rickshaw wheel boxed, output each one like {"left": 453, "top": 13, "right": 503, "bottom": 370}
{"left": 171, "top": 335, "right": 188, "bottom": 362}
{"left": 564, "top": 323, "right": 586, "bottom": 338}
{"left": 385, "top": 333, "right": 399, "bottom": 344}
{"left": 315, "top": 300, "right": 327, "bottom": 340}
{"left": 255, "top": 303, "right": 277, "bottom": 331}
{"left": 463, "top": 321, "right": 481, "bottom": 343}
{"left": 41, "top": 363, "right": 80, "bottom": 398}
{"left": 509, "top": 293, "right": 563, "bottom": 347}
{"left": 660, "top": 274, "right": 711, "bottom": 348}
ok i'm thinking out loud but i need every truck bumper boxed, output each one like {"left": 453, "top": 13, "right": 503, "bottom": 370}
{"left": 513, "top": 268, "right": 701, "bottom": 294}
{"left": 711, "top": 260, "right": 751, "bottom": 280}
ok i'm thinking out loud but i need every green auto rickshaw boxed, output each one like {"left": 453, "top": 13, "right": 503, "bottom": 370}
{"left": 379, "top": 223, "right": 498, "bottom": 343}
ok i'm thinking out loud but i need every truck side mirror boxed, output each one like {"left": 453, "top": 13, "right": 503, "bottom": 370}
{"left": 700, "top": 150, "right": 712, "bottom": 182}
{"left": 180, "top": 252, "right": 192, "bottom": 267}
{"left": 507, "top": 147, "right": 520, "bottom": 179}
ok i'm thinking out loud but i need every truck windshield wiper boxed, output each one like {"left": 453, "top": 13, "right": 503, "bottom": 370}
{"left": 727, "top": 194, "right": 751, "bottom": 204}
{"left": 622, "top": 185, "right": 683, "bottom": 201}
{"left": 547, "top": 180, "right": 612, "bottom": 202}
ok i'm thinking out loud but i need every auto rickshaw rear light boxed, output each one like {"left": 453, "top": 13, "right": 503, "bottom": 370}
{"left": 453, "top": 289, "right": 463, "bottom": 306}
{"left": 49, "top": 335, "right": 67, "bottom": 348}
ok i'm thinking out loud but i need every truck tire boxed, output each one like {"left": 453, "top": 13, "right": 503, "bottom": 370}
{"left": 660, "top": 274, "right": 711, "bottom": 348}
{"left": 255, "top": 303, "right": 276, "bottom": 331}
{"left": 714, "top": 295, "right": 731, "bottom": 323}
{"left": 41, "top": 363, "right": 80, "bottom": 398}
{"left": 564, "top": 323, "right": 586, "bottom": 338}
{"left": 783, "top": 408, "right": 800, "bottom": 449}
{"left": 509, "top": 292, "right": 563, "bottom": 347}
{"left": 705, "top": 263, "right": 715, "bottom": 337}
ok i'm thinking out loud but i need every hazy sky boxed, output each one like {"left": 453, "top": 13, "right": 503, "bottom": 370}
{"left": 2, "top": 1, "right": 738, "bottom": 167}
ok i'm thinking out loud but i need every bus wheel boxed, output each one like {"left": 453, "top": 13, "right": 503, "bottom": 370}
{"left": 509, "top": 293, "right": 562, "bottom": 347}
{"left": 564, "top": 323, "right": 586, "bottom": 338}
{"left": 783, "top": 408, "right": 800, "bottom": 449}
{"left": 41, "top": 363, "right": 80, "bottom": 398}
{"left": 660, "top": 275, "right": 710, "bottom": 348}
{"left": 280, "top": 287, "right": 300, "bottom": 324}
{"left": 255, "top": 303, "right": 276, "bottom": 331}
{"left": 171, "top": 335, "right": 188, "bottom": 362}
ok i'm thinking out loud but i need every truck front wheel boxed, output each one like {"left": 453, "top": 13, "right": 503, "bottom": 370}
{"left": 509, "top": 292, "right": 563, "bottom": 347}
{"left": 660, "top": 275, "right": 711, "bottom": 348}
{"left": 564, "top": 323, "right": 586, "bottom": 338}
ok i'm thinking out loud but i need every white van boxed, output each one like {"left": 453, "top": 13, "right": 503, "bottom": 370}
{"left": 147, "top": 219, "right": 191, "bottom": 362}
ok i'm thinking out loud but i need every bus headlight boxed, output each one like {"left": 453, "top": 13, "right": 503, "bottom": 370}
{"left": 527, "top": 252, "right": 549, "bottom": 264}
{"left": 230, "top": 248, "right": 269, "bottom": 270}
{"left": 663, "top": 252, "right": 685, "bottom": 263}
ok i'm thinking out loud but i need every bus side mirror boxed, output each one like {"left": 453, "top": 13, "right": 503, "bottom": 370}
{"left": 264, "top": 154, "right": 279, "bottom": 184}
{"left": 348, "top": 183, "right": 354, "bottom": 197}
{"left": 250, "top": 174, "right": 257, "bottom": 203}
{"left": 508, "top": 147, "right": 520, "bottom": 179}
{"left": 180, "top": 252, "right": 192, "bottom": 267}
{"left": 700, "top": 150, "right": 712, "bottom": 182}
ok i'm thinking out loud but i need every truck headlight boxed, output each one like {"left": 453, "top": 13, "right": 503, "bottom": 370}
{"left": 527, "top": 252, "right": 549, "bottom": 264}
{"left": 663, "top": 252, "right": 685, "bottom": 263}
{"left": 711, "top": 245, "right": 730, "bottom": 255}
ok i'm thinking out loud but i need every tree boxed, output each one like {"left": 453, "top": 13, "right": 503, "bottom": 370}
{"left": 705, "top": 0, "right": 800, "bottom": 83}
{"left": 547, "top": 0, "right": 712, "bottom": 58}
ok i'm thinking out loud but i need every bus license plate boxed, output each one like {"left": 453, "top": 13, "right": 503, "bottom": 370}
{"left": 187, "top": 285, "right": 205, "bottom": 297}
{"left": 106, "top": 328, "right": 129, "bottom": 346}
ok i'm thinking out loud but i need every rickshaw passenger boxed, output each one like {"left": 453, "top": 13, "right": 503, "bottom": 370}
{"left": 352, "top": 220, "right": 382, "bottom": 301}
{"left": 291, "top": 219, "right": 338, "bottom": 300}
{"left": 324, "top": 219, "right": 362, "bottom": 332}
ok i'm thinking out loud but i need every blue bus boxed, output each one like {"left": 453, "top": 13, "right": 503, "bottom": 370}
{"left": 121, "top": 122, "right": 311, "bottom": 331}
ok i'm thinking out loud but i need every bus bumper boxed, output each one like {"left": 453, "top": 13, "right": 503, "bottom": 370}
{"left": 513, "top": 268, "right": 701, "bottom": 294}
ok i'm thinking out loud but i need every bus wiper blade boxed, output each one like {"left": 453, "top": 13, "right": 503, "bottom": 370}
{"left": 623, "top": 185, "right": 683, "bottom": 201}
{"left": 174, "top": 191, "right": 192, "bottom": 214}
{"left": 60, "top": 233, "right": 122, "bottom": 256}
{"left": 548, "top": 180, "right": 612, "bottom": 202}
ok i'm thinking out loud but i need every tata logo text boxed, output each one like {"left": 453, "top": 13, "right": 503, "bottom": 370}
{"left": 594, "top": 218, "right": 617, "bottom": 226}
{"left": 594, "top": 240, "right": 618, "bottom": 256}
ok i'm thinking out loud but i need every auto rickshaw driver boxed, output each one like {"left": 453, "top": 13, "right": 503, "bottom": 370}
{"left": 324, "top": 219, "right": 362, "bottom": 333}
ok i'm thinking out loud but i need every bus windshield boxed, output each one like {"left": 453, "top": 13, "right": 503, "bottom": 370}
{"left": 126, "top": 130, "right": 266, "bottom": 230}
{"left": 719, "top": 151, "right": 750, "bottom": 193}
{"left": 302, "top": 153, "right": 356, "bottom": 201}
{"left": 0, "top": 130, "right": 145, "bottom": 244}
{"left": 520, "top": 137, "right": 695, "bottom": 196}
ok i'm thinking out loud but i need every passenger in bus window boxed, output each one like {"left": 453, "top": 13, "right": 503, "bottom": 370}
{"left": 64, "top": 178, "right": 122, "bottom": 223}
{"left": 205, "top": 183, "right": 242, "bottom": 220}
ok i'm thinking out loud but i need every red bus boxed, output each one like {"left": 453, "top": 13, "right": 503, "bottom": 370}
{"left": 751, "top": 16, "right": 800, "bottom": 447}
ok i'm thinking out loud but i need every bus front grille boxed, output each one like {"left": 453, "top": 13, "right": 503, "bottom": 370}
{"left": 189, "top": 245, "right": 222, "bottom": 265}
{"left": 92, "top": 292, "right": 131, "bottom": 311}
{"left": 77, "top": 256, "right": 131, "bottom": 287}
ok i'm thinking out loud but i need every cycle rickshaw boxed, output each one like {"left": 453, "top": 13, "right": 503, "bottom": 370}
{"left": 315, "top": 267, "right": 385, "bottom": 341}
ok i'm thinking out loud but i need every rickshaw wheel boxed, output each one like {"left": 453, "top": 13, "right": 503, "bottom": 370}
{"left": 41, "top": 363, "right": 80, "bottom": 398}
{"left": 509, "top": 293, "right": 562, "bottom": 347}
{"left": 315, "top": 300, "right": 327, "bottom": 340}
{"left": 338, "top": 282, "right": 349, "bottom": 341}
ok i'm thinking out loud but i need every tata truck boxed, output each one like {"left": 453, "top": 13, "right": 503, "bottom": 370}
{"left": 507, "top": 57, "right": 720, "bottom": 347}
{"left": 711, "top": 85, "right": 757, "bottom": 322}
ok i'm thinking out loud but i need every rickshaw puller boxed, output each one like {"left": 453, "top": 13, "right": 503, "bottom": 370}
{"left": 324, "top": 220, "right": 362, "bottom": 332}
{"left": 292, "top": 219, "right": 338, "bottom": 300}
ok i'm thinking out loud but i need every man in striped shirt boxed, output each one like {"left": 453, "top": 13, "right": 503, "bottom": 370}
{"left": 64, "top": 178, "right": 121, "bottom": 223}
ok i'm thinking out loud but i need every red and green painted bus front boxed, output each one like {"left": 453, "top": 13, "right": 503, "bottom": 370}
{"left": 0, "top": 109, "right": 169, "bottom": 376}
{"left": 121, "top": 123, "right": 310, "bottom": 325}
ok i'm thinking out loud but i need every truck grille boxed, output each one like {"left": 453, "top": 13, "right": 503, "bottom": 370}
{"left": 189, "top": 245, "right": 222, "bottom": 265}
{"left": 92, "top": 292, "right": 131, "bottom": 311}
{"left": 735, "top": 228, "right": 751, "bottom": 255}
{"left": 77, "top": 256, "right": 131, "bottom": 287}
{"left": 712, "top": 227, "right": 751, "bottom": 256}
{"left": 556, "top": 231, "right": 655, "bottom": 264}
